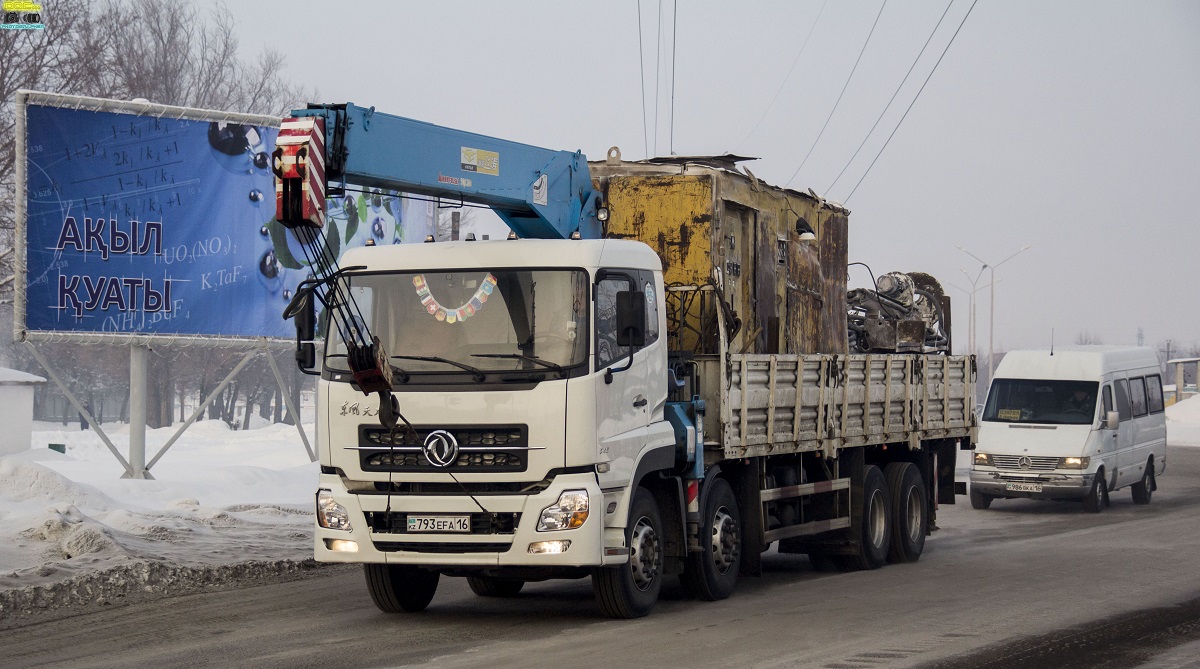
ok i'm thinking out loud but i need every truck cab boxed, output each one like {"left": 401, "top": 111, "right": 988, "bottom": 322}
{"left": 312, "top": 238, "right": 675, "bottom": 607}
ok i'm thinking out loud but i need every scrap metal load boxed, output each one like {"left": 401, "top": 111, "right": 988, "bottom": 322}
{"left": 847, "top": 271, "right": 950, "bottom": 354}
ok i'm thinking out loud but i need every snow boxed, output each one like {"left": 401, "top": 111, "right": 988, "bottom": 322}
{"left": 0, "top": 419, "right": 318, "bottom": 621}
{"left": 1167, "top": 394, "right": 1200, "bottom": 448}
{"left": 0, "top": 368, "right": 46, "bottom": 385}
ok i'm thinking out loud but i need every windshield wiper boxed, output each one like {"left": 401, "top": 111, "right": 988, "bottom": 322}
{"left": 391, "top": 355, "right": 486, "bottom": 382}
{"left": 471, "top": 353, "right": 567, "bottom": 377}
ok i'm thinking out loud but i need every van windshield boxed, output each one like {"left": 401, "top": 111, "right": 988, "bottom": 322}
{"left": 983, "top": 379, "right": 1099, "bottom": 425}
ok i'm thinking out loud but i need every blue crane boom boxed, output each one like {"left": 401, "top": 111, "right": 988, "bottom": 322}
{"left": 280, "top": 103, "right": 602, "bottom": 240}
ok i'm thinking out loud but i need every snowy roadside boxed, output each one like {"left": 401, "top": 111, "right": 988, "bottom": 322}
{"left": 0, "top": 419, "right": 327, "bottom": 628}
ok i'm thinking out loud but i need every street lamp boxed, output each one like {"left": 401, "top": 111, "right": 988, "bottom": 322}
{"left": 955, "top": 244, "right": 1033, "bottom": 383}
{"left": 947, "top": 270, "right": 992, "bottom": 357}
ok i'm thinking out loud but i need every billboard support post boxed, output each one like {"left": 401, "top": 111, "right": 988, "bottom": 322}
{"left": 124, "top": 344, "right": 152, "bottom": 479}
{"left": 264, "top": 346, "right": 316, "bottom": 462}
{"left": 145, "top": 348, "right": 258, "bottom": 471}
{"left": 24, "top": 342, "right": 134, "bottom": 477}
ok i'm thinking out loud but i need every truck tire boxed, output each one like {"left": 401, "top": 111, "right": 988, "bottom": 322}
{"left": 467, "top": 576, "right": 525, "bottom": 598}
{"left": 1084, "top": 470, "right": 1107, "bottom": 513}
{"left": 969, "top": 487, "right": 993, "bottom": 510}
{"left": 840, "top": 465, "right": 891, "bottom": 571}
{"left": 364, "top": 564, "right": 439, "bottom": 613}
{"left": 592, "top": 486, "right": 663, "bottom": 618}
{"left": 884, "top": 462, "right": 927, "bottom": 563}
{"left": 1131, "top": 458, "right": 1154, "bottom": 505}
{"left": 681, "top": 478, "right": 741, "bottom": 601}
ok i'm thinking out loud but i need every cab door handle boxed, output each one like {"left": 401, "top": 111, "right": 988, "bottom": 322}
{"left": 633, "top": 398, "right": 647, "bottom": 408}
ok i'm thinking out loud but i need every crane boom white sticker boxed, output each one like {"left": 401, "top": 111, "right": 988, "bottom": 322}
{"left": 532, "top": 174, "right": 548, "bottom": 206}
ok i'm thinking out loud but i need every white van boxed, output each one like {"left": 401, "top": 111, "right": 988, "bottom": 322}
{"left": 970, "top": 346, "right": 1167, "bottom": 512}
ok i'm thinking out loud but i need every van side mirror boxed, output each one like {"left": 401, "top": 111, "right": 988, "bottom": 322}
{"left": 1104, "top": 411, "right": 1119, "bottom": 431}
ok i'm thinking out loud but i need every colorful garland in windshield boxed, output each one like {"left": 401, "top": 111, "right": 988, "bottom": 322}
{"left": 413, "top": 273, "right": 497, "bottom": 324}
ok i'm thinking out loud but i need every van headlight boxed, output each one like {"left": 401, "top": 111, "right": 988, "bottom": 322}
{"left": 973, "top": 452, "right": 992, "bottom": 467}
{"left": 1059, "top": 456, "right": 1090, "bottom": 469}
{"left": 316, "top": 490, "right": 352, "bottom": 531}
{"left": 537, "top": 490, "right": 589, "bottom": 531}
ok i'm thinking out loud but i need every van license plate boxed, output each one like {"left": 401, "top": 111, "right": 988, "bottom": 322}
{"left": 407, "top": 515, "right": 471, "bottom": 533}
{"left": 1006, "top": 482, "right": 1043, "bottom": 493}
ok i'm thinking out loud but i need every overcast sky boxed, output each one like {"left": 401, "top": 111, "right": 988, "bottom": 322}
{"left": 219, "top": 1, "right": 1200, "bottom": 356}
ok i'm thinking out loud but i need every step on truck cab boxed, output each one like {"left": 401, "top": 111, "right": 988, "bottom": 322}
{"left": 970, "top": 346, "right": 1167, "bottom": 511}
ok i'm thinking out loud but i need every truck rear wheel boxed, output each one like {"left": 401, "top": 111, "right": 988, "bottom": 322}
{"left": 592, "top": 486, "right": 663, "bottom": 618}
{"left": 840, "top": 465, "right": 891, "bottom": 571}
{"left": 885, "top": 462, "right": 927, "bottom": 563}
{"left": 364, "top": 564, "right": 439, "bottom": 613}
{"left": 467, "top": 576, "right": 525, "bottom": 598}
{"left": 681, "top": 477, "right": 741, "bottom": 601}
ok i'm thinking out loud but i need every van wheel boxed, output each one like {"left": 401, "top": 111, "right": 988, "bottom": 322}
{"left": 1132, "top": 460, "right": 1154, "bottom": 505}
{"left": 1084, "top": 471, "right": 1107, "bottom": 513}
{"left": 885, "top": 463, "right": 927, "bottom": 563}
{"left": 467, "top": 576, "right": 525, "bottom": 597}
{"left": 681, "top": 478, "right": 741, "bottom": 601}
{"left": 592, "top": 487, "right": 663, "bottom": 618}
{"left": 364, "top": 564, "right": 439, "bottom": 613}
{"left": 970, "top": 487, "right": 993, "bottom": 510}
{"left": 840, "top": 465, "right": 891, "bottom": 571}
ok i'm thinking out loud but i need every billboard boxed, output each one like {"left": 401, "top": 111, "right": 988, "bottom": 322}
{"left": 15, "top": 92, "right": 435, "bottom": 345}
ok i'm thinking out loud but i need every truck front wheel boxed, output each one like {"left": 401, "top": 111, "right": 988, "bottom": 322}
{"left": 682, "top": 477, "right": 741, "bottom": 601}
{"left": 592, "top": 486, "right": 663, "bottom": 618}
{"left": 364, "top": 564, "right": 440, "bottom": 613}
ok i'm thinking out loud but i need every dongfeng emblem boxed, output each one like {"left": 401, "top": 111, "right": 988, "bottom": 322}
{"left": 423, "top": 430, "right": 459, "bottom": 468}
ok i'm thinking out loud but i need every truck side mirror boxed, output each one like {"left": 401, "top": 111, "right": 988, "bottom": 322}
{"left": 605, "top": 288, "right": 645, "bottom": 384}
{"left": 285, "top": 287, "right": 317, "bottom": 372}
{"left": 1104, "top": 411, "right": 1119, "bottom": 431}
{"left": 615, "top": 290, "right": 646, "bottom": 347}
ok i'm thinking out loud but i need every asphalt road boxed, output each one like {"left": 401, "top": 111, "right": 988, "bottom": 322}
{"left": 6, "top": 448, "right": 1200, "bottom": 669}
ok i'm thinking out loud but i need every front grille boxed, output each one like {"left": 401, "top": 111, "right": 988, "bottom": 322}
{"left": 992, "top": 455, "right": 1059, "bottom": 471}
{"left": 372, "top": 542, "right": 512, "bottom": 554}
{"left": 364, "top": 511, "right": 521, "bottom": 535}
{"left": 354, "top": 424, "right": 530, "bottom": 473}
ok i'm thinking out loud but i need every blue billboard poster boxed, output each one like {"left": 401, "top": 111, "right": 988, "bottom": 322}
{"left": 18, "top": 94, "right": 436, "bottom": 343}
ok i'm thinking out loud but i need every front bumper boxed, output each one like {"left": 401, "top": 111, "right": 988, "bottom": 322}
{"left": 314, "top": 472, "right": 607, "bottom": 567}
{"left": 969, "top": 468, "right": 1095, "bottom": 499}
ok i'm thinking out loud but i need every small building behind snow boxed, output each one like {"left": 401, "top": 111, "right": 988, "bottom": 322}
{"left": 0, "top": 368, "right": 47, "bottom": 456}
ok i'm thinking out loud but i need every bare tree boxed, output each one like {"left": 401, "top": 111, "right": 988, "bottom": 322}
{"left": 1075, "top": 331, "right": 1104, "bottom": 345}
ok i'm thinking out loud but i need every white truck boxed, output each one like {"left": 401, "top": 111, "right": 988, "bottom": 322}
{"left": 276, "top": 105, "right": 977, "bottom": 618}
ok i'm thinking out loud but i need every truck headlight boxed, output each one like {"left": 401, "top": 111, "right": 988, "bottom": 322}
{"left": 1059, "top": 456, "right": 1090, "bottom": 469}
{"left": 973, "top": 452, "right": 992, "bottom": 467}
{"left": 537, "top": 489, "right": 589, "bottom": 531}
{"left": 316, "top": 490, "right": 352, "bottom": 531}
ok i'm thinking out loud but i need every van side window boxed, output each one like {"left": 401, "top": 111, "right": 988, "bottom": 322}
{"left": 1130, "top": 377, "right": 1148, "bottom": 417}
{"left": 1102, "top": 385, "right": 1113, "bottom": 417}
{"left": 1146, "top": 375, "right": 1165, "bottom": 414}
{"left": 1114, "top": 379, "right": 1132, "bottom": 421}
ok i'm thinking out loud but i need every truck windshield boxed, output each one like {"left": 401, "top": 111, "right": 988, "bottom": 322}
{"left": 325, "top": 269, "right": 589, "bottom": 377}
{"left": 982, "top": 379, "right": 1100, "bottom": 425}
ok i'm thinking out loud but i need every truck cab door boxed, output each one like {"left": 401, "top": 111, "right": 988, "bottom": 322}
{"left": 594, "top": 272, "right": 654, "bottom": 482}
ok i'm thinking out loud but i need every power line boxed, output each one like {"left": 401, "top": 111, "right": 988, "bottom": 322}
{"left": 732, "top": 0, "right": 828, "bottom": 154}
{"left": 785, "top": 0, "right": 888, "bottom": 188}
{"left": 669, "top": 0, "right": 678, "bottom": 155}
{"left": 653, "top": 0, "right": 663, "bottom": 156}
{"left": 844, "top": 0, "right": 980, "bottom": 204}
{"left": 637, "top": 0, "right": 649, "bottom": 159}
{"left": 825, "top": 0, "right": 955, "bottom": 196}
